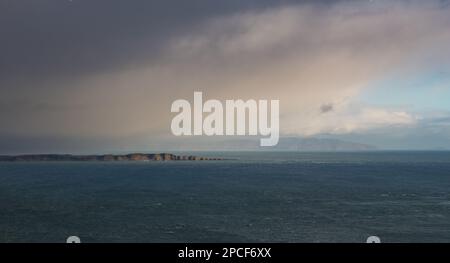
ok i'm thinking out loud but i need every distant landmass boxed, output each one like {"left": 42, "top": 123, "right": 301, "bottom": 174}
{"left": 0, "top": 138, "right": 377, "bottom": 159}
{"left": 275, "top": 137, "right": 377, "bottom": 151}
{"left": 152, "top": 137, "right": 377, "bottom": 151}
{"left": 0, "top": 153, "right": 221, "bottom": 162}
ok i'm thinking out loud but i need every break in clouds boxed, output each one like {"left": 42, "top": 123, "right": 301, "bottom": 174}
{"left": 0, "top": 0, "right": 449, "bottom": 152}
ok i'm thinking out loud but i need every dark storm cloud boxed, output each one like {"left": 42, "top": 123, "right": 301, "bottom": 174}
{"left": 0, "top": 0, "right": 330, "bottom": 80}
{"left": 0, "top": 0, "right": 340, "bottom": 152}
{"left": 1, "top": 0, "right": 449, "bottom": 153}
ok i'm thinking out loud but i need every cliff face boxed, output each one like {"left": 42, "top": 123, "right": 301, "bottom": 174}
{"left": 0, "top": 153, "right": 221, "bottom": 162}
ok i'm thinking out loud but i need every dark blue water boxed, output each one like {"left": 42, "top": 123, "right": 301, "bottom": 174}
{"left": 1, "top": 152, "right": 450, "bottom": 243}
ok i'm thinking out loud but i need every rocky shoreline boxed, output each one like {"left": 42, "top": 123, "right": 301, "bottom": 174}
{"left": 0, "top": 153, "right": 222, "bottom": 162}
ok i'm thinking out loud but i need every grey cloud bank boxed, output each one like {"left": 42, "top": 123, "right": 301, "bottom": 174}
{"left": 1, "top": 0, "right": 450, "bottom": 152}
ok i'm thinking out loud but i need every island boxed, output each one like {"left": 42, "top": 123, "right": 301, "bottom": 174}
{"left": 0, "top": 153, "right": 222, "bottom": 162}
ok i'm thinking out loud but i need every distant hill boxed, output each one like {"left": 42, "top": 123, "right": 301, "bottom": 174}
{"left": 151, "top": 137, "right": 377, "bottom": 151}
{"left": 274, "top": 137, "right": 377, "bottom": 151}
{"left": 0, "top": 153, "right": 221, "bottom": 162}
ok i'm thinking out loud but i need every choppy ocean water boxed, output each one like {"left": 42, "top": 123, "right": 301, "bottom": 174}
{"left": 1, "top": 151, "right": 450, "bottom": 243}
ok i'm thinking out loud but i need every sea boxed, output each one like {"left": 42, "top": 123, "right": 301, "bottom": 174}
{"left": 0, "top": 151, "right": 450, "bottom": 243}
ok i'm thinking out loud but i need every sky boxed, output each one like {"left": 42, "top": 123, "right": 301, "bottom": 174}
{"left": 1, "top": 0, "right": 450, "bottom": 153}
